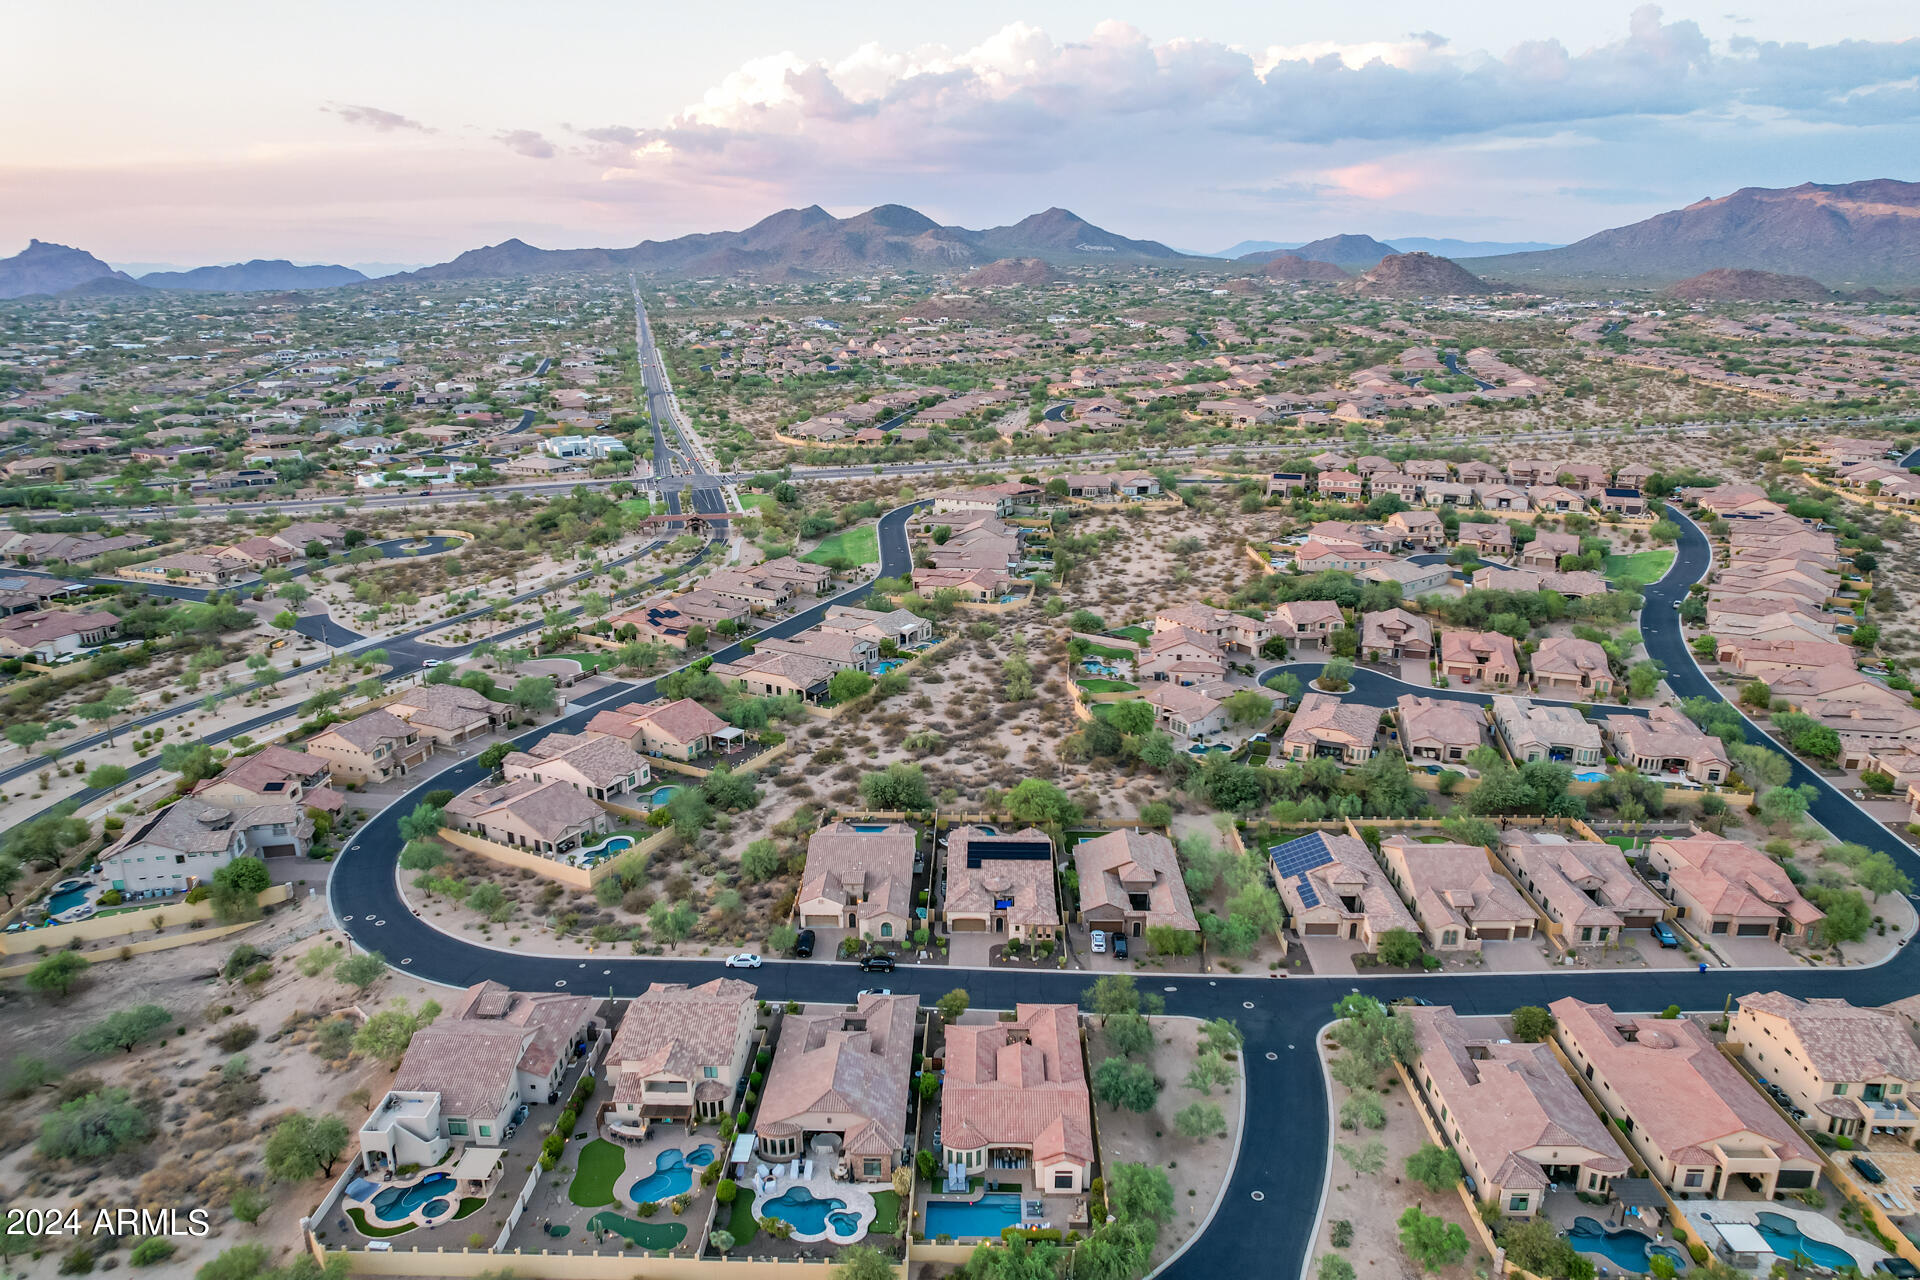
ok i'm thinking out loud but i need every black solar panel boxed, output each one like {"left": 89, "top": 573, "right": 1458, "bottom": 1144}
{"left": 1268, "top": 831, "right": 1337, "bottom": 879}
{"left": 964, "top": 837, "right": 1053, "bottom": 867}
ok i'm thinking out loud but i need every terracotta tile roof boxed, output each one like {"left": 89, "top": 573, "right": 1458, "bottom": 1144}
{"left": 756, "top": 994, "right": 917, "bottom": 1156}
{"left": 315, "top": 709, "right": 414, "bottom": 753}
{"left": 801, "top": 822, "right": 915, "bottom": 925}
{"left": 1283, "top": 692, "right": 1385, "bottom": 751}
{"left": 942, "top": 1005, "right": 1092, "bottom": 1166}
{"left": 946, "top": 826, "right": 1060, "bottom": 929}
{"left": 609, "top": 979, "right": 757, "bottom": 1088}
{"left": 1073, "top": 829, "right": 1197, "bottom": 931}
{"left": 392, "top": 1024, "right": 533, "bottom": 1118}
{"left": 1382, "top": 837, "right": 1533, "bottom": 934}
{"left": 1499, "top": 831, "right": 1665, "bottom": 929}
{"left": 1649, "top": 833, "right": 1823, "bottom": 928}
{"left": 445, "top": 981, "right": 594, "bottom": 1079}
{"left": 1735, "top": 992, "right": 1920, "bottom": 1084}
{"left": 626, "top": 698, "right": 727, "bottom": 745}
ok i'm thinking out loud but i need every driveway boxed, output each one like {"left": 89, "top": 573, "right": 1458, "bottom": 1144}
{"left": 1470, "top": 938, "right": 1557, "bottom": 972}
{"left": 1294, "top": 935, "right": 1368, "bottom": 975}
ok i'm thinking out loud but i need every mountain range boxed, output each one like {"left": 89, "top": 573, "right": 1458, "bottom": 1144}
{"left": 138, "top": 260, "right": 369, "bottom": 291}
{"left": 0, "top": 242, "right": 369, "bottom": 299}
{"left": 1216, "top": 236, "right": 1560, "bottom": 261}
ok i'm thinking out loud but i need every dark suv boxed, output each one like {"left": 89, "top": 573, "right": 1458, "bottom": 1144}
{"left": 857, "top": 954, "right": 895, "bottom": 973}
{"left": 793, "top": 929, "right": 815, "bottom": 958}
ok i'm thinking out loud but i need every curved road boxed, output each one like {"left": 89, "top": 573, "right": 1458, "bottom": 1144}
{"left": 318, "top": 496, "right": 1920, "bottom": 1279}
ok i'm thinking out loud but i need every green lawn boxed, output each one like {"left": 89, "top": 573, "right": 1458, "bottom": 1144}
{"left": 1091, "top": 700, "right": 1149, "bottom": 723}
{"left": 1601, "top": 550, "right": 1675, "bottom": 589}
{"left": 736, "top": 493, "right": 776, "bottom": 513}
{"left": 454, "top": 1197, "right": 487, "bottom": 1220}
{"left": 569, "top": 1139, "right": 627, "bottom": 1207}
{"left": 1079, "top": 642, "right": 1135, "bottom": 662}
{"left": 544, "top": 650, "right": 624, "bottom": 673}
{"left": 346, "top": 1209, "right": 417, "bottom": 1239}
{"left": 870, "top": 1190, "right": 900, "bottom": 1235}
{"left": 725, "top": 1189, "right": 759, "bottom": 1248}
{"left": 1111, "top": 626, "right": 1152, "bottom": 643}
{"left": 618, "top": 497, "right": 668, "bottom": 518}
{"left": 1606, "top": 836, "right": 1644, "bottom": 853}
{"left": 587, "top": 1211, "right": 687, "bottom": 1250}
{"left": 800, "top": 524, "right": 880, "bottom": 566}
{"left": 1077, "top": 678, "right": 1139, "bottom": 693}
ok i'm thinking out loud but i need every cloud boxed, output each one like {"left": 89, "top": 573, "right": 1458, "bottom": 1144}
{"left": 323, "top": 103, "right": 433, "bottom": 133}
{"left": 496, "top": 129, "right": 557, "bottom": 159}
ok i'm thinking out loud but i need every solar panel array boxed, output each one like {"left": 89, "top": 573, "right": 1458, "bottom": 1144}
{"left": 1269, "top": 832, "right": 1336, "bottom": 908}
{"left": 964, "top": 837, "right": 1053, "bottom": 868}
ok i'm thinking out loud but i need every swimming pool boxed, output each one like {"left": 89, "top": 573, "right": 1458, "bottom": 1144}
{"left": 369, "top": 1172, "right": 454, "bottom": 1222}
{"left": 627, "top": 1146, "right": 717, "bottom": 1205}
{"left": 758, "top": 1187, "right": 861, "bottom": 1238}
{"left": 1572, "top": 769, "right": 1610, "bottom": 783}
{"left": 1567, "top": 1217, "right": 1687, "bottom": 1272}
{"left": 923, "top": 1192, "right": 1023, "bottom": 1239}
{"left": 1752, "top": 1211, "right": 1858, "bottom": 1270}
{"left": 852, "top": 824, "right": 891, "bottom": 833}
{"left": 579, "top": 834, "right": 634, "bottom": 862}
{"left": 45, "top": 885, "right": 90, "bottom": 915}
{"left": 648, "top": 785, "right": 680, "bottom": 806}
{"left": 873, "top": 660, "right": 903, "bottom": 674}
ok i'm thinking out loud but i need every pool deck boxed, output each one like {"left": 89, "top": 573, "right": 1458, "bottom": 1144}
{"left": 1674, "top": 1200, "right": 1889, "bottom": 1270}
{"left": 746, "top": 1166, "right": 877, "bottom": 1245}
{"left": 348, "top": 1170, "right": 462, "bottom": 1232}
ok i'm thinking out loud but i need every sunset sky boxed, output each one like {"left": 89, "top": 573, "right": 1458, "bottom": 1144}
{"left": 8, "top": 0, "right": 1918, "bottom": 267}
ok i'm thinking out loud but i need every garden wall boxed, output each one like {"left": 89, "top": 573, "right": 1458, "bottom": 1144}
{"left": 0, "top": 884, "right": 292, "bottom": 961}
{"left": 311, "top": 1245, "right": 897, "bottom": 1280}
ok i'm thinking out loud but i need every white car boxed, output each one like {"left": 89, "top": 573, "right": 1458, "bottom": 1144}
{"left": 723, "top": 953, "right": 763, "bottom": 969}
{"left": 1089, "top": 930, "right": 1107, "bottom": 954}
{"left": 422, "top": 659, "right": 443, "bottom": 668}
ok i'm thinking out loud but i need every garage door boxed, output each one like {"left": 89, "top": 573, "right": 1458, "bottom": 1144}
{"left": 950, "top": 918, "right": 986, "bottom": 932}
{"left": 1478, "top": 927, "right": 1510, "bottom": 941}
{"left": 259, "top": 843, "right": 297, "bottom": 858}
{"left": 1736, "top": 922, "right": 1773, "bottom": 937}
{"left": 802, "top": 914, "right": 838, "bottom": 928}
{"left": 1622, "top": 915, "right": 1655, "bottom": 930}
{"left": 1303, "top": 923, "right": 1339, "bottom": 936}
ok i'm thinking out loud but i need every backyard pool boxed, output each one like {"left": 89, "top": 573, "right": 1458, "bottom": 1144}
{"left": 1572, "top": 770, "right": 1611, "bottom": 783}
{"left": 579, "top": 834, "right": 634, "bottom": 862}
{"left": 923, "top": 1192, "right": 1023, "bottom": 1239}
{"left": 758, "top": 1187, "right": 861, "bottom": 1238}
{"left": 1751, "top": 1211, "right": 1859, "bottom": 1270}
{"left": 370, "top": 1172, "right": 454, "bottom": 1222}
{"left": 45, "top": 885, "right": 91, "bottom": 915}
{"left": 1567, "top": 1217, "right": 1687, "bottom": 1272}
{"left": 648, "top": 786, "right": 679, "bottom": 806}
{"left": 873, "top": 660, "right": 903, "bottom": 674}
{"left": 852, "top": 824, "right": 891, "bottom": 833}
{"left": 626, "top": 1146, "right": 717, "bottom": 1205}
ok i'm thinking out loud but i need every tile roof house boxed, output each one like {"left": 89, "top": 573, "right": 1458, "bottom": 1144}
{"left": 1135, "top": 626, "right": 1228, "bottom": 686}
{"left": 1395, "top": 694, "right": 1484, "bottom": 767}
{"left": 1404, "top": 1004, "right": 1631, "bottom": 1217}
{"left": 503, "top": 731, "right": 651, "bottom": 804}
{"left": 1267, "top": 600, "right": 1345, "bottom": 652}
{"left": 1073, "top": 828, "right": 1198, "bottom": 940}
{"left": 1142, "top": 680, "right": 1232, "bottom": 739}
{"left": 941, "top": 1004, "right": 1094, "bottom": 1192}
{"left": 1530, "top": 637, "right": 1616, "bottom": 697}
{"left": 1439, "top": 630, "right": 1521, "bottom": 688}
{"left": 1385, "top": 509, "right": 1447, "bottom": 550}
{"left": 1496, "top": 830, "right": 1667, "bottom": 946}
{"left": 1359, "top": 559, "right": 1454, "bottom": 597}
{"left": 1360, "top": 608, "right": 1433, "bottom": 660}
{"left": 1153, "top": 604, "right": 1272, "bottom": 657}
{"left": 1269, "top": 831, "right": 1416, "bottom": 946}
{"left": 798, "top": 822, "right": 916, "bottom": 942}
{"left": 1597, "top": 706, "right": 1731, "bottom": 785}
{"left": 444, "top": 777, "right": 611, "bottom": 859}
{"left": 385, "top": 683, "right": 513, "bottom": 745}
{"left": 0, "top": 608, "right": 119, "bottom": 661}
{"left": 710, "top": 648, "right": 839, "bottom": 702}
{"left": 193, "top": 745, "right": 342, "bottom": 815}
{"left": 1729, "top": 992, "right": 1920, "bottom": 1146}
{"left": 1643, "top": 833, "right": 1823, "bottom": 941}
{"left": 1552, "top": 997, "right": 1820, "bottom": 1199}
{"left": 1519, "top": 530, "right": 1581, "bottom": 570}
{"left": 608, "top": 979, "right": 758, "bottom": 1126}
{"left": 1492, "top": 696, "right": 1603, "bottom": 767}
{"left": 945, "top": 826, "right": 1060, "bottom": 941}
{"left": 100, "top": 795, "right": 309, "bottom": 893}
{"left": 1713, "top": 637, "right": 1856, "bottom": 676}
{"left": 1281, "top": 693, "right": 1385, "bottom": 765}
{"left": 1379, "top": 837, "right": 1536, "bottom": 950}
{"left": 818, "top": 605, "right": 934, "bottom": 649}
{"left": 755, "top": 993, "right": 918, "bottom": 1180}
{"left": 1471, "top": 565, "right": 1610, "bottom": 598}
{"left": 584, "top": 698, "right": 727, "bottom": 761}
{"left": 306, "top": 709, "right": 432, "bottom": 785}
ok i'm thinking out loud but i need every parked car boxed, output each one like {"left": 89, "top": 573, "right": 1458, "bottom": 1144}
{"left": 857, "top": 988, "right": 892, "bottom": 998}
{"left": 1089, "top": 930, "right": 1107, "bottom": 954}
{"left": 792, "top": 929, "right": 815, "bottom": 958}
{"left": 1651, "top": 920, "right": 1679, "bottom": 949}
{"left": 1873, "top": 1259, "right": 1919, "bottom": 1278}
{"left": 1113, "top": 933, "right": 1128, "bottom": 959}
{"left": 723, "top": 953, "right": 763, "bottom": 969}
{"left": 1852, "top": 1155, "right": 1887, "bottom": 1185}
{"left": 858, "top": 954, "right": 895, "bottom": 973}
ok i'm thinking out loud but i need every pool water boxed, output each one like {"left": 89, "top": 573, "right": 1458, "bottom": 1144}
{"left": 873, "top": 660, "right": 903, "bottom": 674}
{"left": 1573, "top": 769, "right": 1611, "bottom": 783}
{"left": 852, "top": 824, "right": 890, "bottom": 833}
{"left": 46, "top": 886, "right": 90, "bottom": 914}
{"left": 648, "top": 786, "right": 679, "bottom": 806}
{"left": 759, "top": 1186, "right": 860, "bottom": 1237}
{"left": 923, "top": 1192, "right": 1023, "bottom": 1239}
{"left": 421, "top": 1198, "right": 451, "bottom": 1219}
{"left": 1752, "top": 1211, "right": 1857, "bottom": 1270}
{"left": 1567, "top": 1217, "right": 1687, "bottom": 1272}
{"left": 370, "top": 1172, "right": 454, "bottom": 1222}
{"left": 627, "top": 1146, "right": 716, "bottom": 1205}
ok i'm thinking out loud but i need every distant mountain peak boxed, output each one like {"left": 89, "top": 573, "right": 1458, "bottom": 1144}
{"left": 0, "top": 239, "right": 131, "bottom": 299}
{"left": 140, "top": 259, "right": 368, "bottom": 293}
{"left": 1353, "top": 252, "right": 1493, "bottom": 297}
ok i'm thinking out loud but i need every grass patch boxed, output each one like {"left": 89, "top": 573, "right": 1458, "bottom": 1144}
{"left": 587, "top": 1212, "right": 688, "bottom": 1250}
{"left": 454, "top": 1197, "right": 487, "bottom": 1220}
{"left": 346, "top": 1209, "right": 417, "bottom": 1239}
{"left": 1076, "top": 678, "right": 1139, "bottom": 693}
{"left": 1090, "top": 699, "right": 1149, "bottom": 723}
{"left": 800, "top": 524, "right": 880, "bottom": 567}
{"left": 1601, "top": 549, "right": 1675, "bottom": 589}
{"left": 870, "top": 1190, "right": 900, "bottom": 1235}
{"left": 1606, "top": 836, "right": 1644, "bottom": 853}
{"left": 736, "top": 493, "right": 776, "bottom": 513}
{"left": 1110, "top": 626, "right": 1151, "bottom": 643}
{"left": 544, "top": 650, "right": 624, "bottom": 674}
{"left": 618, "top": 497, "right": 668, "bottom": 518}
{"left": 1079, "top": 641, "right": 1135, "bottom": 662}
{"left": 569, "top": 1139, "right": 627, "bottom": 1207}
{"left": 726, "top": 1189, "right": 759, "bottom": 1249}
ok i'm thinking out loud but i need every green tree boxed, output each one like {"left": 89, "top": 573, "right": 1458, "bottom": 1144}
{"left": 1404, "top": 1143, "right": 1463, "bottom": 1192}
{"left": 128, "top": 1238, "right": 177, "bottom": 1266}
{"left": 1002, "top": 777, "right": 1083, "bottom": 827}
{"left": 1809, "top": 887, "right": 1873, "bottom": 945}
{"left": 859, "top": 762, "right": 931, "bottom": 811}
{"left": 478, "top": 741, "right": 513, "bottom": 772}
{"left": 333, "top": 951, "right": 386, "bottom": 990}
{"left": 1105, "top": 1011, "right": 1154, "bottom": 1058}
{"left": 1221, "top": 689, "right": 1273, "bottom": 727}
{"left": 263, "top": 1112, "right": 351, "bottom": 1180}
{"left": 398, "top": 840, "right": 446, "bottom": 871}
{"left": 1106, "top": 1162, "right": 1175, "bottom": 1227}
{"left": 1510, "top": 1006, "right": 1556, "bottom": 1042}
{"left": 39, "top": 1088, "right": 153, "bottom": 1159}
{"left": 1184, "top": 1051, "right": 1235, "bottom": 1095}
{"left": 1376, "top": 928, "right": 1423, "bottom": 967}
{"left": 1108, "top": 699, "right": 1156, "bottom": 735}
{"left": 353, "top": 1004, "right": 431, "bottom": 1068}
{"left": 509, "top": 676, "right": 557, "bottom": 713}
{"left": 828, "top": 668, "right": 874, "bottom": 703}
{"left": 1855, "top": 851, "right": 1913, "bottom": 902}
{"left": 1174, "top": 1100, "right": 1227, "bottom": 1139}
{"left": 1084, "top": 973, "right": 1160, "bottom": 1020}
{"left": 86, "top": 764, "right": 131, "bottom": 791}
{"left": 195, "top": 1245, "right": 271, "bottom": 1280}
{"left": 1092, "top": 1057, "right": 1160, "bottom": 1112}
{"left": 71, "top": 1004, "right": 173, "bottom": 1055}
{"left": 1398, "top": 1206, "right": 1469, "bottom": 1272}
{"left": 214, "top": 856, "right": 270, "bottom": 894}
{"left": 26, "top": 951, "right": 92, "bottom": 999}
{"left": 740, "top": 838, "right": 782, "bottom": 882}
{"left": 936, "top": 988, "right": 971, "bottom": 1023}
{"left": 833, "top": 1245, "right": 896, "bottom": 1280}
{"left": 1318, "top": 1258, "right": 1356, "bottom": 1280}
{"left": 397, "top": 803, "right": 446, "bottom": 842}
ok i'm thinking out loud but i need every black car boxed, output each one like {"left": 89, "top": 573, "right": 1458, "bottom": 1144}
{"left": 793, "top": 929, "right": 816, "bottom": 958}
{"left": 1851, "top": 1155, "right": 1887, "bottom": 1185}
{"left": 858, "top": 954, "right": 895, "bottom": 973}
{"left": 1112, "top": 934, "right": 1129, "bottom": 959}
{"left": 1874, "top": 1259, "right": 1919, "bottom": 1279}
